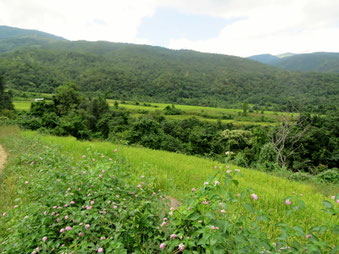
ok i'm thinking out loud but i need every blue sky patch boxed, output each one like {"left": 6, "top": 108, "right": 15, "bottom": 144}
{"left": 137, "top": 8, "right": 238, "bottom": 46}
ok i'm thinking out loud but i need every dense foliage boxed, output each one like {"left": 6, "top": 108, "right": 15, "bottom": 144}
{"left": 17, "top": 84, "right": 339, "bottom": 183}
{"left": 0, "top": 26, "right": 338, "bottom": 113}
{"left": 0, "top": 76, "right": 14, "bottom": 112}
{"left": 249, "top": 52, "right": 339, "bottom": 73}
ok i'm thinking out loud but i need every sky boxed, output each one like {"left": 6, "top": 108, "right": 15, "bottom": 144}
{"left": 0, "top": 0, "right": 338, "bottom": 57}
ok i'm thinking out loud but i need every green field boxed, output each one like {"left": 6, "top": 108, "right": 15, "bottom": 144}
{"left": 13, "top": 96, "right": 288, "bottom": 126}
{"left": 20, "top": 130, "right": 339, "bottom": 242}
{"left": 0, "top": 126, "right": 338, "bottom": 251}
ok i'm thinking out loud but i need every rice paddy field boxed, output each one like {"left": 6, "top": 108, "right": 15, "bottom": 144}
{"left": 13, "top": 96, "right": 293, "bottom": 126}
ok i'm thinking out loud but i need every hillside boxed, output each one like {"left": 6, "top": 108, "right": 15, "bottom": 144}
{"left": 249, "top": 52, "right": 339, "bottom": 73}
{"left": 0, "top": 26, "right": 65, "bottom": 53}
{"left": 248, "top": 54, "right": 280, "bottom": 65}
{"left": 0, "top": 127, "right": 338, "bottom": 252}
{"left": 0, "top": 26, "right": 339, "bottom": 111}
{"left": 274, "top": 52, "right": 339, "bottom": 73}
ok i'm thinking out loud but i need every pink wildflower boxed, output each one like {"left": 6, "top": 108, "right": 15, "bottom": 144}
{"left": 97, "top": 248, "right": 104, "bottom": 253}
{"left": 192, "top": 188, "right": 196, "bottom": 192}
{"left": 204, "top": 182, "right": 209, "bottom": 185}
{"left": 113, "top": 206, "right": 118, "bottom": 209}
{"left": 178, "top": 243, "right": 185, "bottom": 251}
{"left": 57, "top": 179, "right": 60, "bottom": 182}
{"left": 65, "top": 226, "right": 72, "bottom": 231}
{"left": 85, "top": 224, "right": 90, "bottom": 229}
{"left": 220, "top": 209, "right": 226, "bottom": 214}
{"left": 226, "top": 170, "right": 232, "bottom": 174}
{"left": 79, "top": 232, "right": 84, "bottom": 237}
{"left": 170, "top": 234, "right": 177, "bottom": 239}
{"left": 70, "top": 201, "right": 75, "bottom": 204}
{"left": 14, "top": 205, "right": 18, "bottom": 209}
{"left": 160, "top": 243, "right": 166, "bottom": 249}
{"left": 91, "top": 200, "right": 95, "bottom": 205}
{"left": 114, "top": 149, "right": 118, "bottom": 152}
{"left": 87, "top": 206, "right": 92, "bottom": 210}
{"left": 214, "top": 165, "right": 217, "bottom": 169}
{"left": 331, "top": 195, "right": 335, "bottom": 200}
{"left": 251, "top": 194, "right": 258, "bottom": 200}
{"left": 137, "top": 184, "right": 142, "bottom": 188}
{"left": 60, "top": 228, "right": 65, "bottom": 233}
{"left": 163, "top": 218, "right": 168, "bottom": 221}
{"left": 214, "top": 181, "right": 220, "bottom": 186}
{"left": 99, "top": 174, "right": 103, "bottom": 178}
{"left": 102, "top": 170, "right": 105, "bottom": 173}
{"left": 82, "top": 155, "right": 86, "bottom": 158}
{"left": 161, "top": 222, "right": 167, "bottom": 227}
{"left": 306, "top": 234, "right": 312, "bottom": 239}
{"left": 25, "top": 181, "right": 29, "bottom": 184}
{"left": 42, "top": 236, "right": 47, "bottom": 242}
{"left": 100, "top": 236, "right": 106, "bottom": 240}
{"left": 285, "top": 199, "right": 291, "bottom": 205}
{"left": 64, "top": 215, "right": 69, "bottom": 220}
{"left": 2, "top": 212, "right": 6, "bottom": 217}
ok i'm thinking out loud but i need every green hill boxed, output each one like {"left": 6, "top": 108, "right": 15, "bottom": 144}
{"left": 0, "top": 26, "right": 65, "bottom": 53}
{"left": 0, "top": 26, "right": 338, "bottom": 111}
{"left": 274, "top": 52, "right": 339, "bottom": 73}
{"left": 249, "top": 52, "right": 339, "bottom": 73}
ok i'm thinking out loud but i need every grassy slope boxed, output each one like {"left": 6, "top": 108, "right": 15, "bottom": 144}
{"left": 21, "top": 131, "right": 338, "bottom": 243}
{"left": 1, "top": 127, "right": 338, "bottom": 245}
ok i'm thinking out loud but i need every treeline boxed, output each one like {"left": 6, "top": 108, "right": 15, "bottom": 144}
{"left": 0, "top": 42, "right": 338, "bottom": 113}
{"left": 16, "top": 83, "right": 338, "bottom": 183}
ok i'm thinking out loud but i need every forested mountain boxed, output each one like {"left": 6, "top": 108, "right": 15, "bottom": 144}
{"left": 0, "top": 26, "right": 338, "bottom": 112}
{"left": 249, "top": 52, "right": 339, "bottom": 73}
{"left": 0, "top": 26, "right": 65, "bottom": 53}
{"left": 248, "top": 54, "right": 280, "bottom": 65}
{"left": 274, "top": 52, "right": 339, "bottom": 73}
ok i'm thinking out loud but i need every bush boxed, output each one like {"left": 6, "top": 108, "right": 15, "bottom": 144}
{"left": 317, "top": 169, "right": 339, "bottom": 183}
{"left": 288, "top": 172, "right": 314, "bottom": 182}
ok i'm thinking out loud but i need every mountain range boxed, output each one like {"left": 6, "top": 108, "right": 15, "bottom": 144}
{"left": 249, "top": 52, "right": 339, "bottom": 73}
{"left": 0, "top": 25, "right": 338, "bottom": 112}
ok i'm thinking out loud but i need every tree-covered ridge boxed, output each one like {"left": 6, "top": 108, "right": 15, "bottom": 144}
{"left": 273, "top": 52, "right": 339, "bottom": 73}
{"left": 0, "top": 46, "right": 338, "bottom": 112}
{"left": 0, "top": 26, "right": 65, "bottom": 53}
{"left": 0, "top": 26, "right": 338, "bottom": 112}
{"left": 249, "top": 52, "right": 339, "bottom": 73}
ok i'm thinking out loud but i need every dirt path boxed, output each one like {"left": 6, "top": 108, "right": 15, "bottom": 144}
{"left": 0, "top": 144, "right": 8, "bottom": 171}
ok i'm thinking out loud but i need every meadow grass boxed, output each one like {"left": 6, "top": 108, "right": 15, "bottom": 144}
{"left": 19, "top": 130, "right": 338, "bottom": 244}
{"left": 13, "top": 101, "right": 31, "bottom": 111}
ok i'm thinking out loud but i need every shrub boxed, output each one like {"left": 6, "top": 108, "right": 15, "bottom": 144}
{"left": 317, "top": 169, "right": 339, "bottom": 184}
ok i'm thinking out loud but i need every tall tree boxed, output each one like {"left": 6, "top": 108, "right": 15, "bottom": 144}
{"left": 0, "top": 76, "right": 14, "bottom": 111}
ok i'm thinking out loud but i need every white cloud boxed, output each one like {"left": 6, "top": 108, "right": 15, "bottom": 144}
{"left": 0, "top": 0, "right": 338, "bottom": 56}
{"left": 0, "top": 0, "right": 158, "bottom": 44}
{"left": 167, "top": 0, "right": 339, "bottom": 56}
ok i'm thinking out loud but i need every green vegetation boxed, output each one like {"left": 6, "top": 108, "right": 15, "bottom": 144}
{"left": 249, "top": 52, "right": 339, "bottom": 73}
{"left": 1, "top": 27, "right": 338, "bottom": 113}
{"left": 0, "top": 127, "right": 338, "bottom": 252}
{"left": 11, "top": 84, "right": 338, "bottom": 184}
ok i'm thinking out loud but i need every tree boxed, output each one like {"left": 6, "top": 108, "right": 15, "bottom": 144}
{"left": 271, "top": 113, "right": 310, "bottom": 168}
{"left": 0, "top": 76, "right": 14, "bottom": 112}
{"left": 53, "top": 83, "right": 82, "bottom": 116}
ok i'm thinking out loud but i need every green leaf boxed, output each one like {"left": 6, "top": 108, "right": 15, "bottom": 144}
{"left": 244, "top": 203, "right": 254, "bottom": 213}
{"left": 322, "top": 200, "right": 333, "bottom": 209}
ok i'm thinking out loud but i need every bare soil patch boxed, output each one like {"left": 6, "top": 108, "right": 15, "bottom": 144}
{"left": 0, "top": 144, "right": 8, "bottom": 171}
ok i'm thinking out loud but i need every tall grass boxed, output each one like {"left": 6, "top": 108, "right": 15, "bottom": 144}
{"left": 20, "top": 131, "right": 338, "bottom": 244}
